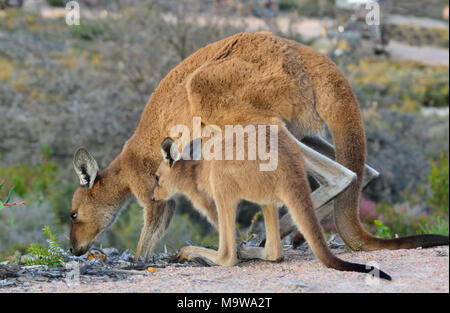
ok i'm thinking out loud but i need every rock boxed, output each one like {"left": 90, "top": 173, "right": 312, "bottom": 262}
{"left": 0, "top": 279, "right": 16, "bottom": 288}
{"left": 435, "top": 250, "right": 449, "bottom": 257}
{"left": 284, "top": 280, "right": 312, "bottom": 292}
{"left": 0, "top": 264, "right": 21, "bottom": 279}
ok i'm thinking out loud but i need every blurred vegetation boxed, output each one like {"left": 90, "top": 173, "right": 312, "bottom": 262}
{"left": 386, "top": 0, "right": 449, "bottom": 20}
{"left": 427, "top": 153, "right": 449, "bottom": 217}
{"left": 362, "top": 154, "right": 449, "bottom": 237}
{"left": 46, "top": 0, "right": 67, "bottom": 7}
{"left": 348, "top": 58, "right": 449, "bottom": 110}
{"left": 278, "top": 0, "right": 335, "bottom": 17}
{"left": 0, "top": 182, "right": 22, "bottom": 226}
{"left": 0, "top": 0, "right": 448, "bottom": 259}
{"left": 388, "top": 24, "right": 449, "bottom": 49}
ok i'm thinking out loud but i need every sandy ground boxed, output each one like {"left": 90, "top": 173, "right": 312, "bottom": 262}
{"left": 1, "top": 246, "right": 447, "bottom": 293}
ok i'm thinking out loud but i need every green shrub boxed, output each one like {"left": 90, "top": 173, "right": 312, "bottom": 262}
{"left": 427, "top": 153, "right": 449, "bottom": 216}
{"left": 373, "top": 219, "right": 392, "bottom": 239}
{"left": 419, "top": 216, "right": 449, "bottom": 236}
{"left": 371, "top": 154, "right": 449, "bottom": 237}
{"left": 23, "top": 226, "right": 64, "bottom": 266}
{"left": 373, "top": 202, "right": 424, "bottom": 236}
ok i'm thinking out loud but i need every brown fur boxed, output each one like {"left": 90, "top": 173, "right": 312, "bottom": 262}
{"left": 69, "top": 31, "right": 448, "bottom": 258}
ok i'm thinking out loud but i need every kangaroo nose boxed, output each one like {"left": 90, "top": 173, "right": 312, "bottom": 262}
{"left": 151, "top": 196, "right": 155, "bottom": 202}
{"left": 70, "top": 248, "right": 73, "bottom": 254}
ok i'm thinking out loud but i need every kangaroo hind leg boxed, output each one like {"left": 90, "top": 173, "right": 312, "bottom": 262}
{"left": 270, "top": 139, "right": 357, "bottom": 245}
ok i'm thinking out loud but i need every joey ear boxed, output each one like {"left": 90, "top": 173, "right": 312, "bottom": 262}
{"left": 73, "top": 148, "right": 99, "bottom": 189}
{"left": 181, "top": 137, "right": 202, "bottom": 160}
{"left": 160, "top": 137, "right": 180, "bottom": 167}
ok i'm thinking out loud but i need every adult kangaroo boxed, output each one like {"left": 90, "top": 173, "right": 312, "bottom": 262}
{"left": 69, "top": 32, "right": 448, "bottom": 259}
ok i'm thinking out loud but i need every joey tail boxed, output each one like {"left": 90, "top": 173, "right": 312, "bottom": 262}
{"left": 280, "top": 175, "right": 392, "bottom": 281}
{"left": 314, "top": 72, "right": 449, "bottom": 251}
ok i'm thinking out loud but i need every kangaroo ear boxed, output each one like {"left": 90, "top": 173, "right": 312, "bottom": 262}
{"left": 181, "top": 137, "right": 202, "bottom": 160}
{"left": 73, "top": 148, "right": 99, "bottom": 189}
{"left": 161, "top": 137, "right": 180, "bottom": 167}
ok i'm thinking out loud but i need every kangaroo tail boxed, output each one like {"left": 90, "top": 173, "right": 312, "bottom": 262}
{"left": 279, "top": 153, "right": 391, "bottom": 280}
{"left": 313, "top": 62, "right": 449, "bottom": 251}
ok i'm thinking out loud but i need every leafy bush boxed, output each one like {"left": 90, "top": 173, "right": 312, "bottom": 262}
{"left": 23, "top": 226, "right": 64, "bottom": 266}
{"left": 373, "top": 219, "right": 392, "bottom": 239}
{"left": 367, "top": 154, "right": 449, "bottom": 237}
{"left": 419, "top": 216, "right": 449, "bottom": 236}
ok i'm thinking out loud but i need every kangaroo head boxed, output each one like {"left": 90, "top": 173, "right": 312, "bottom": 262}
{"left": 152, "top": 138, "right": 181, "bottom": 201}
{"left": 70, "top": 148, "right": 121, "bottom": 256}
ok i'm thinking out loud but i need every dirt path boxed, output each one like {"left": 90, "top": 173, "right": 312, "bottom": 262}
{"left": 2, "top": 246, "right": 447, "bottom": 293}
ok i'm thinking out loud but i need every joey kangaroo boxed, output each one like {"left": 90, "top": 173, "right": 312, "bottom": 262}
{"left": 69, "top": 32, "right": 447, "bottom": 260}
{"left": 151, "top": 129, "right": 391, "bottom": 280}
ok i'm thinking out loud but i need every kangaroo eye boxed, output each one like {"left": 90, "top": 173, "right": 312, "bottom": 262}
{"left": 155, "top": 175, "right": 160, "bottom": 183}
{"left": 70, "top": 212, "right": 78, "bottom": 220}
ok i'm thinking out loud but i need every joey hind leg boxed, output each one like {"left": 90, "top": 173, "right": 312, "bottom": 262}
{"left": 275, "top": 136, "right": 379, "bottom": 247}
{"left": 261, "top": 138, "right": 357, "bottom": 248}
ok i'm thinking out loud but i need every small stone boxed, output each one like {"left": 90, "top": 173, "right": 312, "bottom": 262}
{"left": 0, "top": 264, "right": 21, "bottom": 279}
{"left": 435, "top": 250, "right": 449, "bottom": 257}
{"left": 0, "top": 279, "right": 16, "bottom": 288}
{"left": 284, "top": 280, "right": 311, "bottom": 292}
